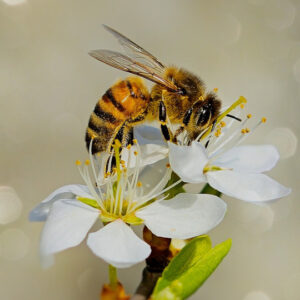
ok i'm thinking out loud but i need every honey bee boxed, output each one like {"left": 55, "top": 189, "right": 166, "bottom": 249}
{"left": 86, "top": 25, "right": 221, "bottom": 154}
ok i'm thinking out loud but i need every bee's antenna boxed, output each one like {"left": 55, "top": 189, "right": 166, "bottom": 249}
{"left": 226, "top": 114, "right": 242, "bottom": 122}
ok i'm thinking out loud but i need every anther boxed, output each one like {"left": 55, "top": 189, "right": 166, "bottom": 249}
{"left": 245, "top": 128, "right": 250, "bottom": 133}
{"left": 166, "top": 163, "right": 171, "bottom": 168}
{"left": 75, "top": 160, "right": 81, "bottom": 166}
{"left": 137, "top": 181, "right": 142, "bottom": 187}
{"left": 247, "top": 114, "right": 252, "bottom": 119}
{"left": 261, "top": 117, "right": 267, "bottom": 123}
{"left": 133, "top": 139, "right": 138, "bottom": 144}
{"left": 220, "top": 121, "right": 226, "bottom": 127}
{"left": 127, "top": 144, "right": 132, "bottom": 149}
{"left": 120, "top": 160, "right": 125, "bottom": 165}
{"left": 85, "top": 159, "right": 90, "bottom": 165}
{"left": 241, "top": 129, "right": 246, "bottom": 134}
{"left": 240, "top": 103, "right": 245, "bottom": 109}
{"left": 114, "top": 139, "right": 122, "bottom": 148}
{"left": 213, "top": 88, "right": 218, "bottom": 93}
{"left": 134, "top": 151, "right": 138, "bottom": 156}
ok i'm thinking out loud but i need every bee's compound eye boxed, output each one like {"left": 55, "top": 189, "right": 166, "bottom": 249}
{"left": 179, "top": 87, "right": 187, "bottom": 96}
{"left": 197, "top": 107, "right": 211, "bottom": 126}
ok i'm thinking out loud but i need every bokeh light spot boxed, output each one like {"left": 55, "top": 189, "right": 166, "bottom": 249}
{"left": 244, "top": 290, "right": 271, "bottom": 300}
{"left": 0, "top": 186, "right": 22, "bottom": 225}
{"left": 265, "top": 127, "right": 297, "bottom": 159}
{"left": 293, "top": 59, "right": 300, "bottom": 83}
{"left": 2, "top": 0, "right": 27, "bottom": 5}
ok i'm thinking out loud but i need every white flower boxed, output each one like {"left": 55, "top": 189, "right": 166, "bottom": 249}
{"left": 136, "top": 97, "right": 291, "bottom": 203}
{"left": 30, "top": 141, "right": 226, "bottom": 268}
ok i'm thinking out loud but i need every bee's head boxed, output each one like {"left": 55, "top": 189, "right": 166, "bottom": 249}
{"left": 192, "top": 93, "right": 221, "bottom": 130}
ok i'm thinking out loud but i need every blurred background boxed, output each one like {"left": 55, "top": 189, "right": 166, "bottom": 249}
{"left": 0, "top": 0, "right": 299, "bottom": 299}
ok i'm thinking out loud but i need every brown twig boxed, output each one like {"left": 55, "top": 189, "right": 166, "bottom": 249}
{"left": 131, "top": 267, "right": 162, "bottom": 300}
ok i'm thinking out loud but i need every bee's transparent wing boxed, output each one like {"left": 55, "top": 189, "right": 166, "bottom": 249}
{"left": 89, "top": 49, "right": 179, "bottom": 92}
{"left": 103, "top": 24, "right": 165, "bottom": 71}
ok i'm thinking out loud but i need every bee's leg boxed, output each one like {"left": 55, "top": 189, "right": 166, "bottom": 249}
{"left": 159, "top": 101, "right": 173, "bottom": 142}
{"left": 105, "top": 124, "right": 126, "bottom": 173}
{"left": 173, "top": 107, "right": 193, "bottom": 143}
{"left": 204, "top": 119, "right": 217, "bottom": 148}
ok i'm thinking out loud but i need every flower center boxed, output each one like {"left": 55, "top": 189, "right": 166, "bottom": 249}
{"left": 75, "top": 138, "right": 174, "bottom": 225}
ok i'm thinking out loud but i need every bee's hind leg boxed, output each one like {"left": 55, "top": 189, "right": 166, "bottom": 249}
{"left": 159, "top": 101, "right": 174, "bottom": 142}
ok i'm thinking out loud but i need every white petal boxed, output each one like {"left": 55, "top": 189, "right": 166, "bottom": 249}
{"left": 212, "top": 145, "right": 280, "bottom": 173}
{"left": 168, "top": 141, "right": 208, "bottom": 183}
{"left": 207, "top": 170, "right": 291, "bottom": 202}
{"left": 87, "top": 219, "right": 151, "bottom": 268}
{"left": 29, "top": 184, "right": 93, "bottom": 222}
{"left": 135, "top": 125, "right": 166, "bottom": 146}
{"left": 121, "top": 144, "right": 168, "bottom": 170}
{"left": 40, "top": 200, "right": 99, "bottom": 256}
{"left": 136, "top": 193, "right": 227, "bottom": 239}
{"left": 138, "top": 158, "right": 172, "bottom": 195}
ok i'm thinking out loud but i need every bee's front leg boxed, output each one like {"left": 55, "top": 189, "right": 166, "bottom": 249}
{"left": 159, "top": 101, "right": 174, "bottom": 142}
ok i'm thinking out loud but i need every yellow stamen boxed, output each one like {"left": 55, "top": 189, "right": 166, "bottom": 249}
{"left": 120, "top": 160, "right": 125, "bottom": 165}
{"left": 241, "top": 129, "right": 246, "bottom": 134}
{"left": 200, "top": 96, "right": 247, "bottom": 141}
{"left": 75, "top": 160, "right": 81, "bottom": 166}
{"left": 127, "top": 144, "right": 132, "bottom": 149}
{"left": 85, "top": 159, "right": 90, "bottom": 165}
{"left": 261, "top": 117, "right": 267, "bottom": 123}
{"left": 133, "top": 139, "right": 138, "bottom": 144}
{"left": 134, "top": 151, "right": 138, "bottom": 156}
{"left": 213, "top": 88, "right": 218, "bottom": 93}
{"left": 166, "top": 163, "right": 171, "bottom": 168}
{"left": 247, "top": 114, "right": 252, "bottom": 119}
{"left": 245, "top": 128, "right": 250, "bottom": 133}
{"left": 137, "top": 181, "right": 142, "bottom": 187}
{"left": 220, "top": 121, "right": 226, "bottom": 127}
{"left": 240, "top": 103, "right": 245, "bottom": 109}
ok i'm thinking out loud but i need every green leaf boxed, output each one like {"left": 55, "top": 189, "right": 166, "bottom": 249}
{"left": 200, "top": 183, "right": 222, "bottom": 197}
{"left": 152, "top": 237, "right": 232, "bottom": 300}
{"left": 164, "top": 172, "right": 186, "bottom": 200}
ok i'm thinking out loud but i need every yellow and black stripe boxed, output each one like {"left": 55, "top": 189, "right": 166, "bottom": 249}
{"left": 86, "top": 76, "right": 149, "bottom": 154}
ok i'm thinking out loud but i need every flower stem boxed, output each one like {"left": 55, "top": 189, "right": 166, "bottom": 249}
{"left": 108, "top": 264, "right": 118, "bottom": 289}
{"left": 200, "top": 183, "right": 222, "bottom": 197}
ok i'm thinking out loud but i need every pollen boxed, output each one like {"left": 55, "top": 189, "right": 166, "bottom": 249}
{"left": 214, "top": 129, "right": 221, "bottom": 137}
{"left": 160, "top": 121, "right": 167, "bottom": 126}
{"left": 134, "top": 151, "right": 138, "bottom": 156}
{"left": 75, "top": 160, "right": 81, "bottom": 166}
{"left": 120, "top": 160, "right": 125, "bottom": 165}
{"left": 247, "top": 114, "right": 252, "bottom": 119}
{"left": 127, "top": 144, "right": 132, "bottom": 149}
{"left": 220, "top": 121, "right": 226, "bottom": 127}
{"left": 114, "top": 139, "right": 122, "bottom": 148}
{"left": 137, "top": 181, "right": 142, "bottom": 187}
{"left": 199, "top": 96, "right": 204, "bottom": 101}
{"left": 85, "top": 159, "right": 90, "bottom": 165}
{"left": 240, "top": 103, "right": 245, "bottom": 109}
{"left": 245, "top": 127, "right": 250, "bottom": 133}
{"left": 133, "top": 139, "right": 138, "bottom": 144}
{"left": 104, "top": 171, "right": 111, "bottom": 178}
{"left": 241, "top": 128, "right": 246, "bottom": 134}
{"left": 213, "top": 88, "right": 218, "bottom": 93}
{"left": 112, "top": 167, "right": 117, "bottom": 173}
{"left": 261, "top": 117, "right": 267, "bottom": 123}
{"left": 166, "top": 163, "right": 171, "bottom": 168}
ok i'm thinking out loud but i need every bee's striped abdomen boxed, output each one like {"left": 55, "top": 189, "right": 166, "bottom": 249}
{"left": 86, "top": 76, "right": 149, "bottom": 154}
